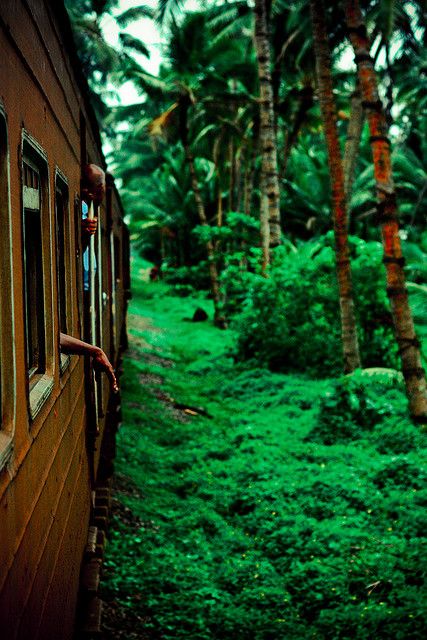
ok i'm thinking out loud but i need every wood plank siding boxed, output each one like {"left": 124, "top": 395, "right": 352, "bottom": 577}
{"left": 0, "top": 2, "right": 129, "bottom": 638}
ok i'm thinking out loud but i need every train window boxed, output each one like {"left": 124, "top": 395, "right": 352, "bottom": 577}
{"left": 23, "top": 158, "right": 45, "bottom": 377}
{"left": 0, "top": 111, "right": 15, "bottom": 469}
{"left": 22, "top": 135, "right": 53, "bottom": 420}
{"left": 55, "top": 172, "right": 71, "bottom": 373}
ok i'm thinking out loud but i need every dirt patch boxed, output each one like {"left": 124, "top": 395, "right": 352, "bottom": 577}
{"left": 127, "top": 313, "right": 161, "bottom": 333}
{"left": 113, "top": 473, "right": 145, "bottom": 501}
{"left": 127, "top": 401, "right": 145, "bottom": 411}
{"left": 139, "top": 373, "right": 164, "bottom": 386}
{"left": 149, "top": 388, "right": 189, "bottom": 424}
{"left": 110, "top": 497, "right": 144, "bottom": 530}
{"left": 143, "top": 352, "right": 175, "bottom": 368}
{"left": 99, "top": 598, "right": 153, "bottom": 640}
{"left": 127, "top": 335, "right": 151, "bottom": 352}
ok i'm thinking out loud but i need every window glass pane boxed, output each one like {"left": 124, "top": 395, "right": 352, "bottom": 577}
{"left": 23, "top": 160, "right": 45, "bottom": 379}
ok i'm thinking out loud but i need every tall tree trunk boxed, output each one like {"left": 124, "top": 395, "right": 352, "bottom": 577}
{"left": 343, "top": 83, "right": 364, "bottom": 206}
{"left": 180, "top": 101, "right": 226, "bottom": 329}
{"left": 281, "top": 82, "right": 314, "bottom": 180}
{"left": 217, "top": 179, "right": 223, "bottom": 228}
{"left": 244, "top": 114, "right": 260, "bottom": 218}
{"left": 235, "top": 145, "right": 243, "bottom": 213}
{"left": 310, "top": 0, "right": 361, "bottom": 373}
{"left": 260, "top": 191, "right": 270, "bottom": 274}
{"left": 228, "top": 139, "right": 235, "bottom": 212}
{"left": 254, "top": 0, "right": 282, "bottom": 259}
{"left": 345, "top": 0, "right": 427, "bottom": 421}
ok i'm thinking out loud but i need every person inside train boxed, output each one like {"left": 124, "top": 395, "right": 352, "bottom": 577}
{"left": 59, "top": 332, "right": 118, "bottom": 392}
{"left": 81, "top": 163, "right": 105, "bottom": 290}
{"left": 75, "top": 164, "right": 118, "bottom": 391}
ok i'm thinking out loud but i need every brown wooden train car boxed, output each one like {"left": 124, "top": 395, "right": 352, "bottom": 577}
{"left": 0, "top": 1, "right": 130, "bottom": 638}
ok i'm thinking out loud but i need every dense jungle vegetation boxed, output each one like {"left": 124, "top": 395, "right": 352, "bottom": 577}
{"left": 67, "top": 0, "right": 427, "bottom": 637}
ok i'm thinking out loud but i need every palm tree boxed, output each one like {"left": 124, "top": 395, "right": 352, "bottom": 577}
{"left": 343, "top": 82, "right": 364, "bottom": 204}
{"left": 253, "top": 0, "right": 282, "bottom": 272}
{"left": 309, "top": 0, "right": 361, "bottom": 373}
{"left": 344, "top": 0, "right": 427, "bottom": 421}
{"left": 65, "top": 0, "right": 152, "bottom": 125}
{"left": 178, "top": 94, "right": 227, "bottom": 328}
{"left": 123, "top": 10, "right": 253, "bottom": 326}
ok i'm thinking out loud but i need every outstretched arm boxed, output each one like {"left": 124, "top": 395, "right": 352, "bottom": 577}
{"left": 60, "top": 332, "right": 118, "bottom": 392}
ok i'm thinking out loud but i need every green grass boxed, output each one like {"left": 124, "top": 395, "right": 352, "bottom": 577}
{"left": 102, "top": 258, "right": 427, "bottom": 640}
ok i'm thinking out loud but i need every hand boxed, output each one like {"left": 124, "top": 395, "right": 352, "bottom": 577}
{"left": 82, "top": 217, "right": 98, "bottom": 236}
{"left": 92, "top": 348, "right": 119, "bottom": 393}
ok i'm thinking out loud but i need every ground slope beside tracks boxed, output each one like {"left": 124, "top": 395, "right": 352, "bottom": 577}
{"left": 97, "top": 270, "right": 427, "bottom": 640}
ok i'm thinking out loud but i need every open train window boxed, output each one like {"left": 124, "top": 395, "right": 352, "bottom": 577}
{"left": 55, "top": 172, "right": 71, "bottom": 373}
{"left": 23, "top": 158, "right": 45, "bottom": 377}
{"left": 0, "top": 111, "right": 15, "bottom": 469}
{"left": 22, "top": 135, "right": 53, "bottom": 420}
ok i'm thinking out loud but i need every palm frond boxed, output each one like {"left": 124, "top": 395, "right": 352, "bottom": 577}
{"left": 156, "top": 0, "right": 183, "bottom": 24}
{"left": 148, "top": 103, "right": 179, "bottom": 137}
{"left": 116, "top": 5, "right": 154, "bottom": 27}
{"left": 119, "top": 33, "right": 150, "bottom": 58}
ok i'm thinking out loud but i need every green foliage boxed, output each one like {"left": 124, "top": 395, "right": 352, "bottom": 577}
{"left": 307, "top": 369, "right": 407, "bottom": 444}
{"left": 101, "top": 272, "right": 427, "bottom": 640}
{"left": 231, "top": 235, "right": 398, "bottom": 375}
{"left": 192, "top": 224, "right": 233, "bottom": 244}
{"left": 162, "top": 262, "right": 211, "bottom": 291}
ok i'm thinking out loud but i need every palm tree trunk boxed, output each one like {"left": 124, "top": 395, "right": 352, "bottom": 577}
{"left": 281, "top": 83, "right": 314, "bottom": 180}
{"left": 310, "top": 0, "right": 361, "bottom": 373}
{"left": 217, "top": 179, "right": 223, "bottom": 228}
{"left": 254, "top": 0, "right": 281, "bottom": 255}
{"left": 180, "top": 100, "right": 226, "bottom": 328}
{"left": 345, "top": 0, "right": 427, "bottom": 421}
{"left": 343, "top": 83, "right": 364, "bottom": 206}
{"left": 244, "top": 115, "right": 260, "bottom": 218}
{"left": 228, "top": 139, "right": 235, "bottom": 212}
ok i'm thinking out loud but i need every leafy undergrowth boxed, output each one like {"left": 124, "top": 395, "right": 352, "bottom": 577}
{"left": 100, "top": 265, "right": 427, "bottom": 640}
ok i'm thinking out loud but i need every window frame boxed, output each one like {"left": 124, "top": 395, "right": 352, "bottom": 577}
{"left": 54, "top": 169, "right": 72, "bottom": 375}
{"left": 0, "top": 108, "right": 15, "bottom": 471}
{"left": 21, "top": 131, "right": 54, "bottom": 422}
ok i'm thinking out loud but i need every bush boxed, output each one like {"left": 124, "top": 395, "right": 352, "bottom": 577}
{"left": 162, "top": 263, "right": 211, "bottom": 290}
{"left": 307, "top": 369, "right": 409, "bottom": 445}
{"left": 229, "top": 235, "right": 398, "bottom": 376}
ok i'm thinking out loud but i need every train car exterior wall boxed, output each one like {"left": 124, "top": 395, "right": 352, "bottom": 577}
{"left": 0, "top": 1, "right": 129, "bottom": 638}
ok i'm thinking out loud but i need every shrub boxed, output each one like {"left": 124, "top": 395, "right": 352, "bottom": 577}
{"left": 229, "top": 235, "right": 398, "bottom": 376}
{"left": 162, "top": 263, "right": 211, "bottom": 290}
{"left": 306, "top": 369, "right": 410, "bottom": 445}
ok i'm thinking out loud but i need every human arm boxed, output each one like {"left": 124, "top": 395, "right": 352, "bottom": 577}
{"left": 81, "top": 216, "right": 98, "bottom": 251}
{"left": 60, "top": 332, "right": 118, "bottom": 392}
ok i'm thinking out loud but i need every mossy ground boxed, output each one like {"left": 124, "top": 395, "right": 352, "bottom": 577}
{"left": 100, "top": 258, "right": 427, "bottom": 640}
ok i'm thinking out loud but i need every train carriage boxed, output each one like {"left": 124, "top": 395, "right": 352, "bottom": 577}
{"left": 0, "top": 1, "right": 129, "bottom": 638}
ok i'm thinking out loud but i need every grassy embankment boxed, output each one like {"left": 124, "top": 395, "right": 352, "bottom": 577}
{"left": 101, "top": 257, "right": 426, "bottom": 640}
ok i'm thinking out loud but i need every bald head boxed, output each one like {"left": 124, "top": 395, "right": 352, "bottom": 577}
{"left": 82, "top": 163, "right": 106, "bottom": 204}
